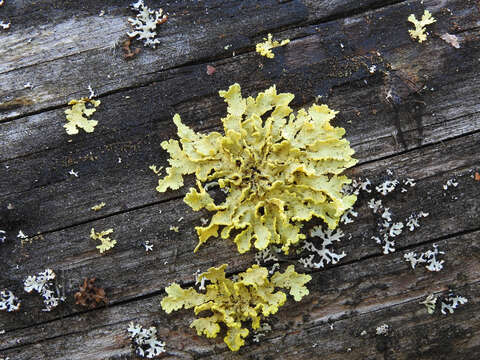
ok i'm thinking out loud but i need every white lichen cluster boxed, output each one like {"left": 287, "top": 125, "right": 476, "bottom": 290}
{"left": 252, "top": 323, "right": 272, "bottom": 343}
{"left": 369, "top": 198, "right": 403, "bottom": 254}
{"left": 375, "top": 323, "right": 389, "bottom": 336}
{"left": 440, "top": 293, "right": 468, "bottom": 315}
{"left": 128, "top": 0, "right": 167, "bottom": 48}
{"left": 405, "top": 211, "right": 429, "bottom": 231}
{"left": 143, "top": 241, "right": 153, "bottom": 252}
{"left": 443, "top": 178, "right": 458, "bottom": 190}
{"left": 299, "top": 226, "right": 346, "bottom": 269}
{"left": 367, "top": 174, "right": 431, "bottom": 255}
{"left": 404, "top": 244, "right": 444, "bottom": 272}
{"left": 127, "top": 322, "right": 166, "bottom": 358}
{"left": 0, "top": 290, "right": 20, "bottom": 312}
{"left": 0, "top": 20, "right": 10, "bottom": 30}
{"left": 343, "top": 177, "right": 371, "bottom": 195}
{"left": 340, "top": 208, "right": 358, "bottom": 225}
{"left": 420, "top": 293, "right": 468, "bottom": 315}
{"left": 254, "top": 247, "right": 280, "bottom": 274}
{"left": 0, "top": 230, "right": 6, "bottom": 243}
{"left": 376, "top": 179, "right": 399, "bottom": 195}
{"left": 23, "top": 269, "right": 64, "bottom": 311}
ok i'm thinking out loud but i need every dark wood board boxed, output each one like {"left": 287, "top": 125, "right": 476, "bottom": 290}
{"left": 1, "top": 0, "right": 479, "bottom": 359}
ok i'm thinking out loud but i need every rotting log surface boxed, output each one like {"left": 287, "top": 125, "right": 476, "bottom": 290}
{"left": 1, "top": 0, "right": 479, "bottom": 359}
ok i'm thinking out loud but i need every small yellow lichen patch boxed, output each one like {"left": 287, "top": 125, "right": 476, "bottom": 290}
{"left": 90, "top": 228, "right": 116, "bottom": 253}
{"left": 156, "top": 84, "right": 357, "bottom": 254}
{"left": 256, "top": 33, "right": 290, "bottom": 58}
{"left": 161, "top": 264, "right": 311, "bottom": 351}
{"left": 408, "top": 10, "right": 436, "bottom": 43}
{"left": 91, "top": 202, "right": 106, "bottom": 211}
{"left": 169, "top": 226, "right": 179, "bottom": 233}
{"left": 149, "top": 165, "right": 163, "bottom": 175}
{"left": 64, "top": 98, "right": 101, "bottom": 135}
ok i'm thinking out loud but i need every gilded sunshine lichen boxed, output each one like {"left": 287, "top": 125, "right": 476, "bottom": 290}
{"left": 64, "top": 98, "right": 101, "bottom": 135}
{"left": 408, "top": 10, "right": 436, "bottom": 43}
{"left": 156, "top": 83, "right": 357, "bottom": 254}
{"left": 90, "top": 228, "right": 116, "bottom": 253}
{"left": 255, "top": 33, "right": 290, "bottom": 58}
{"left": 161, "top": 264, "right": 311, "bottom": 351}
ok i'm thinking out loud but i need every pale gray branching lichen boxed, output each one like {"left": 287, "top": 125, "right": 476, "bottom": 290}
{"left": 127, "top": 322, "right": 166, "bottom": 358}
{"left": 128, "top": 0, "right": 167, "bottom": 48}
{"left": 0, "top": 290, "right": 21, "bottom": 312}
{"left": 420, "top": 293, "right": 467, "bottom": 315}
{"left": 0, "top": 230, "right": 6, "bottom": 243}
{"left": 252, "top": 323, "right": 272, "bottom": 343}
{"left": 405, "top": 211, "right": 429, "bottom": 231}
{"left": 254, "top": 246, "right": 280, "bottom": 274}
{"left": 24, "top": 269, "right": 64, "bottom": 311}
{"left": 299, "top": 225, "right": 346, "bottom": 269}
{"left": 340, "top": 208, "right": 358, "bottom": 224}
{"left": 443, "top": 178, "right": 458, "bottom": 190}
{"left": 440, "top": 293, "right": 468, "bottom": 315}
{"left": 404, "top": 244, "right": 444, "bottom": 272}
{"left": 376, "top": 179, "right": 399, "bottom": 195}
{"left": 375, "top": 323, "right": 389, "bottom": 336}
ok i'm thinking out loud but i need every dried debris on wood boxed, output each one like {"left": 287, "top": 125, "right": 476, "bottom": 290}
{"left": 74, "top": 278, "right": 107, "bottom": 308}
{"left": 122, "top": 38, "right": 141, "bottom": 59}
{"left": 440, "top": 33, "right": 460, "bottom": 48}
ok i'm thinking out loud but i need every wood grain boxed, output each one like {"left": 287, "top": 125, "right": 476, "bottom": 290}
{"left": 1, "top": 0, "right": 479, "bottom": 358}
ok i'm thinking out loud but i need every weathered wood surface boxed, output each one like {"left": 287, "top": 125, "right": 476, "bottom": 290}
{"left": 0, "top": 0, "right": 479, "bottom": 359}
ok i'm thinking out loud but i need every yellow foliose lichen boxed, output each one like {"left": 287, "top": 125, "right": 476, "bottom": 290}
{"left": 91, "top": 202, "right": 106, "bottom": 211}
{"left": 156, "top": 84, "right": 357, "bottom": 254}
{"left": 408, "top": 10, "right": 436, "bottom": 43}
{"left": 64, "top": 98, "right": 101, "bottom": 135}
{"left": 255, "top": 33, "right": 290, "bottom": 58}
{"left": 90, "top": 228, "right": 116, "bottom": 253}
{"left": 161, "top": 264, "right": 311, "bottom": 351}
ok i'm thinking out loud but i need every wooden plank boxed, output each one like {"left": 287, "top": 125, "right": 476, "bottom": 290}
{"left": 1, "top": 0, "right": 479, "bottom": 238}
{"left": 1, "top": 230, "right": 478, "bottom": 359}
{"left": 0, "top": 130, "right": 478, "bottom": 332}
{"left": 1, "top": 0, "right": 479, "bottom": 358}
{"left": 0, "top": 0, "right": 405, "bottom": 121}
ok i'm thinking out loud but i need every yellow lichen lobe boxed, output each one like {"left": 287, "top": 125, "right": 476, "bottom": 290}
{"left": 255, "top": 33, "right": 290, "bottom": 58}
{"left": 149, "top": 164, "right": 163, "bottom": 175}
{"left": 156, "top": 84, "right": 357, "bottom": 254}
{"left": 64, "top": 98, "right": 100, "bottom": 135}
{"left": 91, "top": 202, "right": 106, "bottom": 211}
{"left": 90, "top": 228, "right": 116, "bottom": 253}
{"left": 161, "top": 264, "right": 311, "bottom": 351}
{"left": 408, "top": 10, "right": 436, "bottom": 43}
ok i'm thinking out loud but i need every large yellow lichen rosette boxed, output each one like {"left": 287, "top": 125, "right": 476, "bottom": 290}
{"left": 156, "top": 84, "right": 357, "bottom": 254}
{"left": 161, "top": 264, "right": 311, "bottom": 351}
